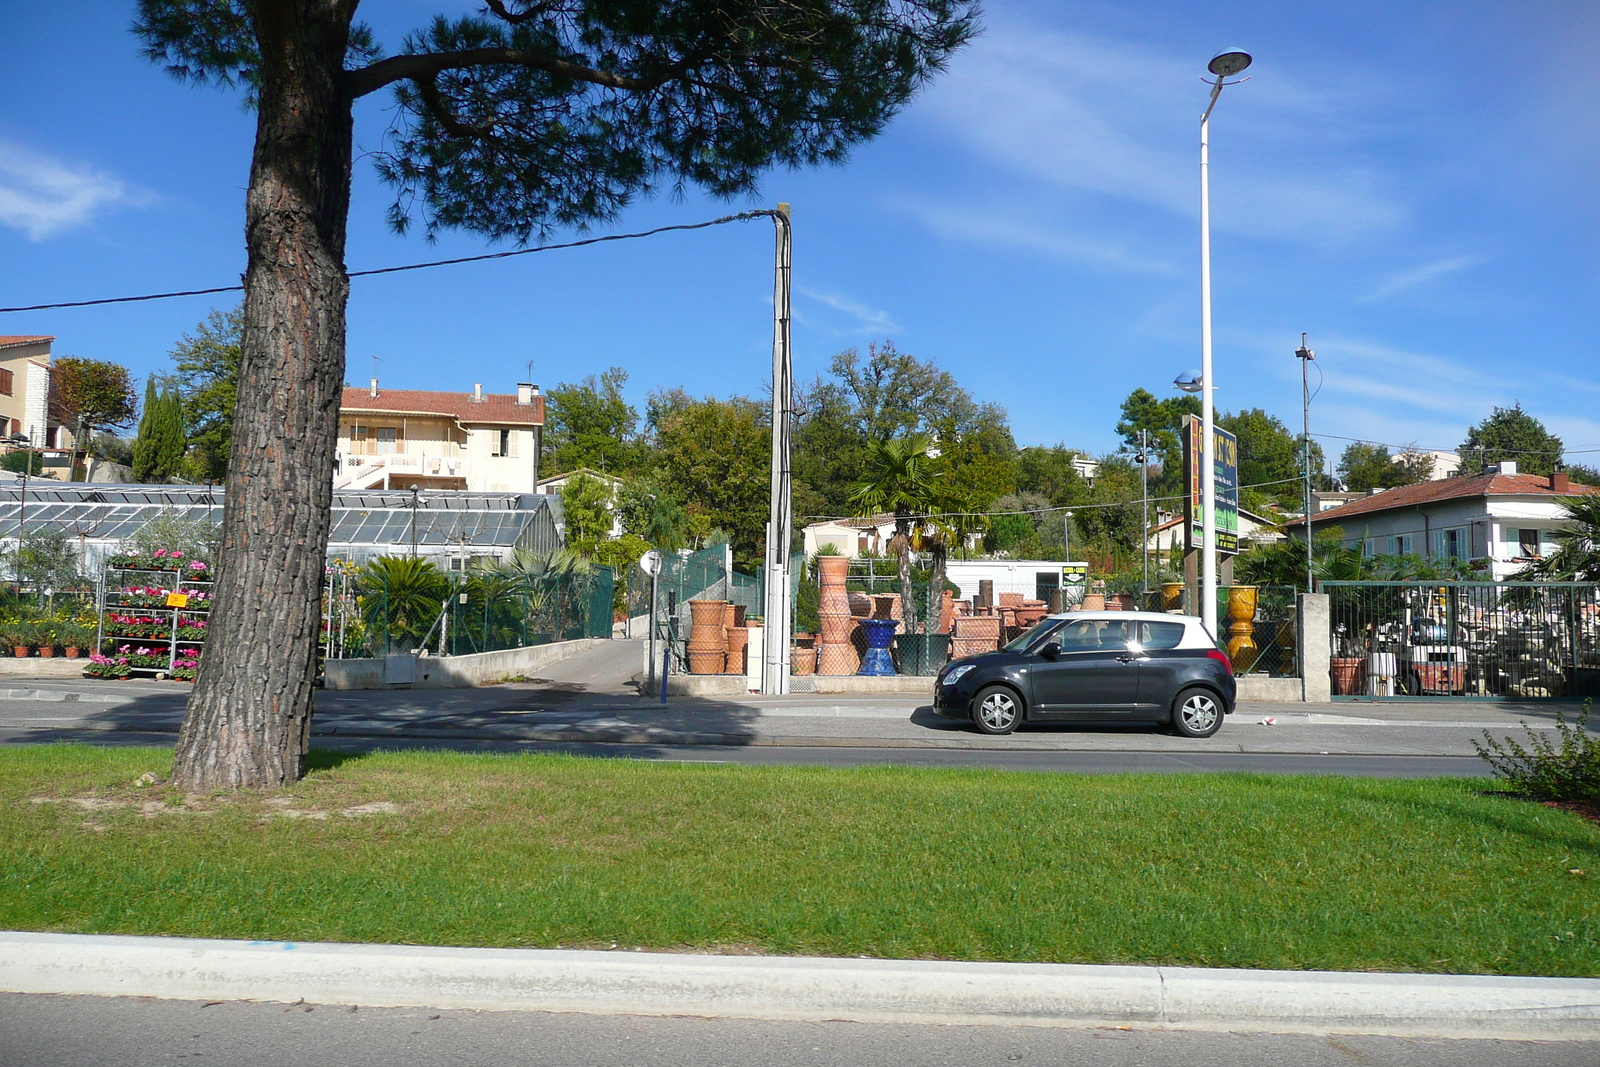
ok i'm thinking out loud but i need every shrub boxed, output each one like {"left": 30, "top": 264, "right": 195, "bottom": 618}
{"left": 1473, "top": 699, "right": 1600, "bottom": 804}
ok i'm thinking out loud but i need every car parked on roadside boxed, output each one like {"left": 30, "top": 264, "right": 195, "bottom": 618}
{"left": 932, "top": 611, "right": 1235, "bottom": 737}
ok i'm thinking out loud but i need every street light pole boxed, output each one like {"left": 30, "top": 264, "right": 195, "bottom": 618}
{"left": 1139, "top": 429, "right": 1150, "bottom": 602}
{"left": 1063, "top": 510, "right": 1073, "bottom": 566}
{"left": 1198, "top": 48, "right": 1251, "bottom": 641}
{"left": 761, "top": 203, "right": 794, "bottom": 695}
{"left": 1296, "top": 334, "right": 1316, "bottom": 595}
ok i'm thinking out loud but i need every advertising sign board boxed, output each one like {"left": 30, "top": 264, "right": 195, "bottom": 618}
{"left": 1183, "top": 415, "right": 1239, "bottom": 555}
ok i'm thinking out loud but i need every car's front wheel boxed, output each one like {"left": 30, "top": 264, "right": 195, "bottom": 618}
{"left": 1171, "top": 686, "right": 1223, "bottom": 738}
{"left": 973, "top": 685, "right": 1023, "bottom": 735}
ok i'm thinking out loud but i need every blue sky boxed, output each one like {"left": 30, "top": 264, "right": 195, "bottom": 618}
{"left": 2, "top": 1, "right": 1597, "bottom": 467}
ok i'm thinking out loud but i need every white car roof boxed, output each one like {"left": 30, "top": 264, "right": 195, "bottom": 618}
{"left": 1045, "top": 611, "right": 1203, "bottom": 624}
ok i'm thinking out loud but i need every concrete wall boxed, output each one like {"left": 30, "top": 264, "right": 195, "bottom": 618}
{"left": 323, "top": 638, "right": 607, "bottom": 690}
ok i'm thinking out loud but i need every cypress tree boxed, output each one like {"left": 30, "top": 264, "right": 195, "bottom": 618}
{"left": 133, "top": 382, "right": 188, "bottom": 483}
{"left": 132, "top": 379, "right": 160, "bottom": 482}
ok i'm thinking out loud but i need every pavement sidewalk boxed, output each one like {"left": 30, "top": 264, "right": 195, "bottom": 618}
{"left": 3, "top": 931, "right": 1596, "bottom": 1040}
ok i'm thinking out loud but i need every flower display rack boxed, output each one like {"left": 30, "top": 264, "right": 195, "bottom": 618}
{"left": 91, "top": 552, "right": 213, "bottom": 681}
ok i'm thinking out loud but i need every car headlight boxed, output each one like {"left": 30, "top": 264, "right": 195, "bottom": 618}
{"left": 942, "top": 664, "right": 975, "bottom": 685}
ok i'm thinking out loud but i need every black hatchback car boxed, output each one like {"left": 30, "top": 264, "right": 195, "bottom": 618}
{"left": 933, "top": 612, "right": 1236, "bottom": 737}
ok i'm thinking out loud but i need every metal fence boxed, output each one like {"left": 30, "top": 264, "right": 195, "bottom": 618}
{"left": 329, "top": 563, "right": 613, "bottom": 660}
{"left": 1325, "top": 581, "right": 1600, "bottom": 699}
{"left": 1216, "top": 585, "right": 1299, "bottom": 677}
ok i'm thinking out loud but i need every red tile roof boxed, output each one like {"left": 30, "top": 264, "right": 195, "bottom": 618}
{"left": 0, "top": 336, "right": 53, "bottom": 349}
{"left": 1285, "top": 471, "right": 1598, "bottom": 529}
{"left": 340, "top": 387, "right": 544, "bottom": 426}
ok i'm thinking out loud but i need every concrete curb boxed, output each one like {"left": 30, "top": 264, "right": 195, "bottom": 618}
{"left": 0, "top": 689, "right": 128, "bottom": 704}
{"left": 2, "top": 932, "right": 1597, "bottom": 1039}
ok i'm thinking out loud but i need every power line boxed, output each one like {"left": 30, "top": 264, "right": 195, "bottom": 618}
{"left": 0, "top": 211, "right": 777, "bottom": 315}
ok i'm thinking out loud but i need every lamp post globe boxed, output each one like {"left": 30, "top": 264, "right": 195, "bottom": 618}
{"left": 1207, "top": 50, "right": 1252, "bottom": 77}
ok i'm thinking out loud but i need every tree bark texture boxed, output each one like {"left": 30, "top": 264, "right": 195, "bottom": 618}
{"left": 171, "top": 1, "right": 356, "bottom": 791}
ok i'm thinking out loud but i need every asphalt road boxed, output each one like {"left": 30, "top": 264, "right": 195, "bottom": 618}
{"left": 3, "top": 995, "right": 1593, "bottom": 1067}
{"left": 0, "top": 669, "right": 1584, "bottom": 776}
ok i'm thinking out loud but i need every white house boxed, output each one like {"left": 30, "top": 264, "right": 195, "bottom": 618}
{"left": 536, "top": 467, "right": 624, "bottom": 537}
{"left": 1147, "top": 506, "right": 1283, "bottom": 555}
{"left": 1285, "top": 462, "right": 1598, "bottom": 580}
{"left": 802, "top": 514, "right": 900, "bottom": 558}
{"left": 335, "top": 380, "right": 544, "bottom": 493}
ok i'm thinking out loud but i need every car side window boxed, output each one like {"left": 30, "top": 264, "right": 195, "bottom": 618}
{"left": 1139, "top": 621, "right": 1185, "bottom": 650}
{"left": 1057, "top": 619, "right": 1132, "bottom": 653}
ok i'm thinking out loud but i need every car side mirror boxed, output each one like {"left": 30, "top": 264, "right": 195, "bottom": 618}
{"left": 1038, "top": 642, "right": 1061, "bottom": 660}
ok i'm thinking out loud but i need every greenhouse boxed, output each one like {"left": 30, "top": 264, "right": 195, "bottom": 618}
{"left": 0, "top": 482, "right": 564, "bottom": 574}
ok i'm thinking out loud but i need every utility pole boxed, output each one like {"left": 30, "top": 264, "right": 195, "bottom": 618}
{"left": 1296, "top": 334, "right": 1316, "bottom": 595}
{"left": 409, "top": 484, "right": 420, "bottom": 559}
{"left": 761, "top": 204, "right": 794, "bottom": 695}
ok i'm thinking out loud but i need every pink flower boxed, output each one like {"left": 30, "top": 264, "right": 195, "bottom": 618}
{"left": 188, "top": 561, "right": 207, "bottom": 571}
{"left": 153, "top": 549, "right": 167, "bottom": 558}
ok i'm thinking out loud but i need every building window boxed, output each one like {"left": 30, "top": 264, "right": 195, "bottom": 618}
{"left": 376, "top": 427, "right": 397, "bottom": 454}
{"left": 492, "top": 429, "right": 516, "bottom": 457}
{"left": 1364, "top": 538, "right": 1377, "bottom": 558}
{"left": 1388, "top": 534, "right": 1412, "bottom": 556}
{"left": 1519, "top": 528, "right": 1541, "bottom": 557}
{"left": 1439, "top": 528, "right": 1463, "bottom": 560}
{"left": 0, "top": 369, "right": 12, "bottom": 396}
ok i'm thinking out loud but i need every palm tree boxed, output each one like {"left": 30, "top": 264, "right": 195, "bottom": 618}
{"left": 1517, "top": 495, "right": 1600, "bottom": 581}
{"left": 357, "top": 556, "right": 449, "bottom": 654}
{"left": 849, "top": 433, "right": 941, "bottom": 637}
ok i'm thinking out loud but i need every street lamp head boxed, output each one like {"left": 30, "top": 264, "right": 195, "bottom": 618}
{"left": 1207, "top": 50, "right": 1252, "bottom": 77}
{"left": 1173, "top": 369, "right": 1204, "bottom": 394}
{"left": 1295, "top": 331, "right": 1315, "bottom": 361}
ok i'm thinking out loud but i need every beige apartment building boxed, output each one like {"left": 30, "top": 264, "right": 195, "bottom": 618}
{"left": 0, "top": 335, "right": 76, "bottom": 477}
{"left": 335, "top": 379, "right": 545, "bottom": 492}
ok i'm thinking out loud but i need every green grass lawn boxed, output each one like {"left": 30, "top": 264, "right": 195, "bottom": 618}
{"left": 2, "top": 745, "right": 1597, "bottom": 976}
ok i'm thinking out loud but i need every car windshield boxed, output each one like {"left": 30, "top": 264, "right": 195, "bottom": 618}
{"left": 1002, "top": 619, "right": 1064, "bottom": 652}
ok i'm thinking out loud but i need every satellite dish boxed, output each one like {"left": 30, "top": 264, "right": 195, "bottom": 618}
{"left": 640, "top": 549, "right": 663, "bottom": 577}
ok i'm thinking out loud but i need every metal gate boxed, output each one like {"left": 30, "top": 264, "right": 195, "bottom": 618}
{"left": 1324, "top": 581, "right": 1600, "bottom": 699}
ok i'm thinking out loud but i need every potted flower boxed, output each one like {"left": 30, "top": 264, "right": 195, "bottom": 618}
{"left": 61, "top": 624, "right": 89, "bottom": 659}
{"left": 4, "top": 622, "right": 34, "bottom": 659}
{"left": 82, "top": 652, "right": 131, "bottom": 680}
{"left": 37, "top": 627, "right": 58, "bottom": 658}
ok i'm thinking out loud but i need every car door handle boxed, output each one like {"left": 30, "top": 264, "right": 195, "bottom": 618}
{"left": 1116, "top": 654, "right": 1134, "bottom": 663}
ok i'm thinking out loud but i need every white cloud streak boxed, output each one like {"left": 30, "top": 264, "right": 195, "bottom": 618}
{"left": 0, "top": 138, "right": 141, "bottom": 239}
{"left": 1363, "top": 255, "right": 1483, "bottom": 302}
{"left": 914, "top": 18, "right": 1406, "bottom": 247}
{"left": 796, "top": 287, "right": 900, "bottom": 335}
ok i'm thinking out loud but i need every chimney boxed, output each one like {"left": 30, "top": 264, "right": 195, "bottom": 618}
{"left": 473, "top": 383, "right": 483, "bottom": 403}
{"left": 1551, "top": 470, "right": 1570, "bottom": 493}
{"left": 1495, "top": 460, "right": 1517, "bottom": 475}
{"left": 517, "top": 382, "right": 534, "bottom": 406}
{"left": 369, "top": 377, "right": 379, "bottom": 398}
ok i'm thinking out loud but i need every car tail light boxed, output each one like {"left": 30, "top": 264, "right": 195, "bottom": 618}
{"left": 1207, "top": 648, "right": 1232, "bottom": 673}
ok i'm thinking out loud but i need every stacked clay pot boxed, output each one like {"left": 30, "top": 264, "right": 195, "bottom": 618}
{"left": 816, "top": 554, "right": 858, "bottom": 675}
{"left": 688, "top": 599, "right": 729, "bottom": 675}
{"left": 725, "top": 623, "right": 749, "bottom": 675}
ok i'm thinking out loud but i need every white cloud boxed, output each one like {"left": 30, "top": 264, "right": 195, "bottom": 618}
{"left": 0, "top": 138, "right": 141, "bottom": 239}
{"left": 1363, "top": 255, "right": 1483, "bottom": 302}
{"left": 796, "top": 287, "right": 900, "bottom": 336}
{"left": 914, "top": 18, "right": 1407, "bottom": 246}
{"left": 902, "top": 199, "right": 1176, "bottom": 275}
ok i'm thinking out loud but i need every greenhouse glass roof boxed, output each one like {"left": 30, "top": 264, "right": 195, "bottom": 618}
{"left": 0, "top": 484, "right": 559, "bottom": 549}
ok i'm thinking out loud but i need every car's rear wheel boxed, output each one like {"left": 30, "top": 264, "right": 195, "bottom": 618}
{"left": 973, "top": 685, "right": 1022, "bottom": 735}
{"left": 1171, "top": 687, "right": 1223, "bottom": 738}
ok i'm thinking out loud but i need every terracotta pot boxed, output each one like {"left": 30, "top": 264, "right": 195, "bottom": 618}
{"left": 1330, "top": 657, "right": 1366, "bottom": 696}
{"left": 818, "top": 611, "right": 853, "bottom": 647}
{"left": 791, "top": 645, "right": 817, "bottom": 675}
{"left": 1161, "top": 582, "right": 1184, "bottom": 612}
{"left": 64, "top": 647, "right": 81, "bottom": 659}
{"left": 1081, "top": 593, "right": 1105, "bottom": 612}
{"left": 12, "top": 646, "right": 28, "bottom": 659}
{"left": 688, "top": 600, "right": 729, "bottom": 652}
{"left": 725, "top": 626, "right": 749, "bottom": 675}
{"left": 999, "top": 592, "right": 1023, "bottom": 608}
{"left": 793, "top": 632, "right": 816, "bottom": 649}
{"left": 872, "top": 593, "right": 900, "bottom": 620}
{"left": 38, "top": 646, "right": 55, "bottom": 659}
{"left": 817, "top": 642, "right": 859, "bottom": 675}
{"left": 847, "top": 591, "right": 872, "bottom": 617}
{"left": 939, "top": 590, "right": 956, "bottom": 634}
{"left": 688, "top": 650, "right": 726, "bottom": 676}
{"left": 817, "top": 555, "right": 851, "bottom": 616}
{"left": 730, "top": 604, "right": 746, "bottom": 628}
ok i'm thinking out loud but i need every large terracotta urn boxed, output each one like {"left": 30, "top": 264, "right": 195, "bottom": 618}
{"left": 939, "top": 590, "right": 956, "bottom": 634}
{"left": 688, "top": 599, "right": 729, "bottom": 674}
{"left": 725, "top": 626, "right": 749, "bottom": 676}
{"left": 792, "top": 645, "right": 817, "bottom": 675}
{"left": 815, "top": 554, "right": 857, "bottom": 675}
{"left": 1225, "top": 585, "right": 1260, "bottom": 673}
{"left": 1081, "top": 593, "right": 1105, "bottom": 612}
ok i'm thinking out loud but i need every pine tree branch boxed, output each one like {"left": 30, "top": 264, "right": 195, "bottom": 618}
{"left": 346, "top": 46, "right": 689, "bottom": 99}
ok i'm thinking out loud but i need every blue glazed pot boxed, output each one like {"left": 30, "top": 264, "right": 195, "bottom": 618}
{"left": 858, "top": 618, "right": 899, "bottom": 676}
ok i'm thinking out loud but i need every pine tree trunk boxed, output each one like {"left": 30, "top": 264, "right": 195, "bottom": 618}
{"left": 171, "top": 2, "right": 355, "bottom": 791}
